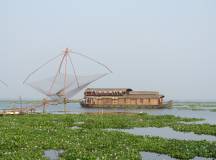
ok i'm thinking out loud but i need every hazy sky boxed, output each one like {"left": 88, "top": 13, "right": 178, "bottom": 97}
{"left": 0, "top": 0, "right": 216, "bottom": 101}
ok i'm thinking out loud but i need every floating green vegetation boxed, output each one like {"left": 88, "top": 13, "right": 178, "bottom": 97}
{"left": 172, "top": 123, "right": 216, "bottom": 136}
{"left": 0, "top": 114, "right": 216, "bottom": 159}
{"left": 211, "top": 109, "right": 216, "bottom": 112}
{"left": 174, "top": 102, "right": 216, "bottom": 112}
{"left": 77, "top": 113, "right": 216, "bottom": 136}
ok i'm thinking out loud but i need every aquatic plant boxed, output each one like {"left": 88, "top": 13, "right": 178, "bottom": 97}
{"left": 0, "top": 114, "right": 215, "bottom": 159}
{"left": 172, "top": 123, "right": 216, "bottom": 136}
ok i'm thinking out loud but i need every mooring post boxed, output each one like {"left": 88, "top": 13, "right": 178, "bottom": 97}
{"left": 19, "top": 96, "right": 23, "bottom": 111}
{"left": 63, "top": 92, "right": 67, "bottom": 114}
{"left": 42, "top": 98, "right": 47, "bottom": 113}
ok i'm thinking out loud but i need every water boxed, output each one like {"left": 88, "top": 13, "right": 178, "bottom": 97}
{"left": 39, "top": 103, "right": 216, "bottom": 124}
{"left": 44, "top": 149, "right": 64, "bottom": 160}
{"left": 0, "top": 101, "right": 13, "bottom": 109}
{"left": 0, "top": 101, "right": 30, "bottom": 109}
{"left": 193, "top": 157, "right": 215, "bottom": 160}
{"left": 140, "top": 152, "right": 177, "bottom": 160}
{"left": 70, "top": 126, "right": 81, "bottom": 129}
{"left": 140, "top": 152, "right": 214, "bottom": 160}
{"left": 106, "top": 127, "right": 216, "bottom": 142}
{"left": 1, "top": 102, "right": 216, "bottom": 124}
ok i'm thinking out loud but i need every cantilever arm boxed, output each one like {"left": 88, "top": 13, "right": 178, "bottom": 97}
{"left": 23, "top": 53, "right": 64, "bottom": 84}
{"left": 71, "top": 52, "right": 112, "bottom": 74}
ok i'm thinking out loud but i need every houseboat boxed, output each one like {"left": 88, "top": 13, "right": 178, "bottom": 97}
{"left": 80, "top": 88, "right": 172, "bottom": 108}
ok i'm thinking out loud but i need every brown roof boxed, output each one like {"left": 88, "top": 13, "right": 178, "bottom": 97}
{"left": 85, "top": 88, "right": 132, "bottom": 92}
{"left": 84, "top": 88, "right": 165, "bottom": 99}
{"left": 125, "top": 94, "right": 164, "bottom": 99}
{"left": 128, "top": 91, "right": 164, "bottom": 98}
{"left": 129, "top": 91, "right": 159, "bottom": 95}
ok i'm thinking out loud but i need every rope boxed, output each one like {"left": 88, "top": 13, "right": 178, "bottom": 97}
{"left": 71, "top": 52, "right": 112, "bottom": 74}
{"left": 23, "top": 53, "right": 64, "bottom": 84}
{"left": 48, "top": 54, "right": 66, "bottom": 94}
{"left": 68, "top": 54, "right": 80, "bottom": 88}
{"left": 23, "top": 49, "right": 112, "bottom": 99}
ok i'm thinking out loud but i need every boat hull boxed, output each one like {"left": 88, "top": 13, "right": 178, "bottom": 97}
{"left": 80, "top": 100, "right": 173, "bottom": 109}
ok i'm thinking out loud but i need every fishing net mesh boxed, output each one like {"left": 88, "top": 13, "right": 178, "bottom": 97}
{"left": 24, "top": 50, "right": 111, "bottom": 100}
{"left": 27, "top": 73, "right": 107, "bottom": 99}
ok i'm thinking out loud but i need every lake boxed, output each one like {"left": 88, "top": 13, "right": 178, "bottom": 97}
{"left": 1, "top": 101, "right": 216, "bottom": 124}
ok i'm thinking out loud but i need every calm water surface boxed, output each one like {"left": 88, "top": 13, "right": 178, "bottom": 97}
{"left": 1, "top": 102, "right": 216, "bottom": 124}
{"left": 140, "top": 152, "right": 214, "bottom": 160}
{"left": 44, "top": 149, "right": 64, "bottom": 160}
{"left": 106, "top": 127, "right": 216, "bottom": 142}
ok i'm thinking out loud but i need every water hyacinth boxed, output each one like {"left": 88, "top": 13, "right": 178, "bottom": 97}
{"left": 0, "top": 113, "right": 215, "bottom": 159}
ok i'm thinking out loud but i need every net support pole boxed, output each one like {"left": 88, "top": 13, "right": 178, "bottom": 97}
{"left": 48, "top": 53, "right": 67, "bottom": 95}
{"left": 64, "top": 98, "right": 67, "bottom": 114}
{"left": 68, "top": 53, "right": 80, "bottom": 88}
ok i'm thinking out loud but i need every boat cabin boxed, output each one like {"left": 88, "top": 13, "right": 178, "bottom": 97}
{"left": 81, "top": 88, "right": 165, "bottom": 107}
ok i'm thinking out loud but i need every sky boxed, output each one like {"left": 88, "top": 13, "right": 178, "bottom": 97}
{"left": 0, "top": 0, "right": 216, "bottom": 101}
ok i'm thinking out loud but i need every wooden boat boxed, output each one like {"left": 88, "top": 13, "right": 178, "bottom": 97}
{"left": 80, "top": 88, "right": 173, "bottom": 108}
